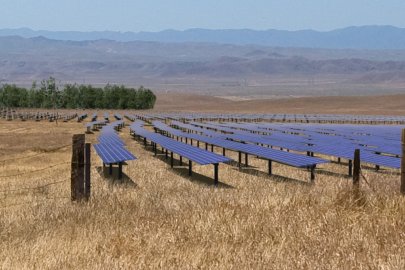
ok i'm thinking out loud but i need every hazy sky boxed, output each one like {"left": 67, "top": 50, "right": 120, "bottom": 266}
{"left": 1, "top": 0, "right": 404, "bottom": 32}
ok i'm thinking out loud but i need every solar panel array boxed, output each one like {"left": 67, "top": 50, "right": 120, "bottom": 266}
{"left": 86, "top": 120, "right": 107, "bottom": 131}
{"left": 91, "top": 113, "right": 98, "bottom": 121}
{"left": 185, "top": 121, "right": 402, "bottom": 170}
{"left": 153, "top": 121, "right": 328, "bottom": 170}
{"left": 121, "top": 113, "right": 405, "bottom": 178}
{"left": 129, "top": 112, "right": 405, "bottom": 125}
{"left": 93, "top": 120, "right": 136, "bottom": 165}
{"left": 77, "top": 113, "right": 87, "bottom": 122}
{"left": 104, "top": 112, "right": 109, "bottom": 122}
{"left": 0, "top": 109, "right": 77, "bottom": 122}
{"left": 130, "top": 121, "right": 231, "bottom": 166}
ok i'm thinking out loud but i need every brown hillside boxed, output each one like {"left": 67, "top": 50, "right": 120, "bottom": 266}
{"left": 154, "top": 93, "right": 405, "bottom": 115}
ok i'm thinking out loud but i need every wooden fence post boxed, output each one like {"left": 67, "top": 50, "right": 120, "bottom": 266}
{"left": 353, "top": 149, "right": 360, "bottom": 187}
{"left": 85, "top": 142, "right": 91, "bottom": 200}
{"left": 401, "top": 129, "right": 405, "bottom": 194}
{"left": 71, "top": 134, "right": 85, "bottom": 201}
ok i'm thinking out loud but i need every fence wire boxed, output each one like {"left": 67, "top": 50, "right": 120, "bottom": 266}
{"left": 359, "top": 165, "right": 377, "bottom": 192}
{"left": 0, "top": 178, "right": 70, "bottom": 194}
{"left": 0, "top": 162, "right": 70, "bottom": 179}
{"left": 0, "top": 144, "right": 71, "bottom": 164}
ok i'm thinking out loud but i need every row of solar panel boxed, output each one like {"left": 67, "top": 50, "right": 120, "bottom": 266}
{"left": 153, "top": 121, "right": 328, "bottom": 168}
{"left": 130, "top": 122, "right": 231, "bottom": 165}
{"left": 178, "top": 121, "right": 401, "bottom": 169}
{"left": 130, "top": 112, "right": 405, "bottom": 123}
{"left": 93, "top": 121, "right": 137, "bottom": 164}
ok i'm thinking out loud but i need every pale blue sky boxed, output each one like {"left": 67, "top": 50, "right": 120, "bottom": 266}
{"left": 0, "top": 0, "right": 404, "bottom": 31}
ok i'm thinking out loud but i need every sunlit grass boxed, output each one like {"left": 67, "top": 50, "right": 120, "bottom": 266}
{"left": 1, "top": 119, "right": 404, "bottom": 269}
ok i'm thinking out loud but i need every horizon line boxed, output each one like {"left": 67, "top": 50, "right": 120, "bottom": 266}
{"left": 1, "top": 24, "right": 403, "bottom": 34}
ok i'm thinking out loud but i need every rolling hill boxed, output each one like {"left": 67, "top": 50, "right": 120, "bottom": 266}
{"left": 1, "top": 25, "right": 405, "bottom": 49}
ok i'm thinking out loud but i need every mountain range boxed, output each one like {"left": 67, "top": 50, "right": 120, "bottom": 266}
{"left": 1, "top": 25, "right": 405, "bottom": 50}
{"left": 1, "top": 29, "right": 405, "bottom": 97}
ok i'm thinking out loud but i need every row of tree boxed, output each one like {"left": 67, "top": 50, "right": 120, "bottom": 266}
{"left": 0, "top": 77, "right": 156, "bottom": 109}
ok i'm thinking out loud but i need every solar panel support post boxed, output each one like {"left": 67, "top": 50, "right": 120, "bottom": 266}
{"left": 338, "top": 157, "right": 341, "bottom": 164}
{"left": 170, "top": 152, "right": 174, "bottom": 168}
{"left": 245, "top": 153, "right": 248, "bottom": 167}
{"left": 310, "top": 165, "right": 316, "bottom": 182}
{"left": 401, "top": 129, "right": 405, "bottom": 194}
{"left": 84, "top": 143, "right": 91, "bottom": 200}
{"left": 353, "top": 149, "right": 360, "bottom": 187}
{"left": 222, "top": 148, "right": 226, "bottom": 156}
{"left": 118, "top": 162, "right": 123, "bottom": 179}
{"left": 180, "top": 156, "right": 183, "bottom": 165}
{"left": 71, "top": 134, "right": 85, "bottom": 201}
{"left": 109, "top": 164, "right": 113, "bottom": 175}
{"left": 214, "top": 163, "right": 219, "bottom": 186}
{"left": 268, "top": 160, "right": 272, "bottom": 175}
{"left": 189, "top": 160, "right": 193, "bottom": 176}
{"left": 211, "top": 144, "right": 214, "bottom": 152}
{"left": 165, "top": 149, "right": 168, "bottom": 159}
{"left": 238, "top": 151, "right": 242, "bottom": 168}
{"left": 348, "top": 160, "right": 353, "bottom": 177}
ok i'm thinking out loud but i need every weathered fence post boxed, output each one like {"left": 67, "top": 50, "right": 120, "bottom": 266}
{"left": 353, "top": 149, "right": 360, "bottom": 187}
{"left": 71, "top": 134, "right": 85, "bottom": 201}
{"left": 401, "top": 129, "right": 405, "bottom": 194}
{"left": 84, "top": 142, "right": 91, "bottom": 200}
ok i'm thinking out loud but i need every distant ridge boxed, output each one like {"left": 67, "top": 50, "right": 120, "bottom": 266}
{"left": 1, "top": 25, "right": 405, "bottom": 50}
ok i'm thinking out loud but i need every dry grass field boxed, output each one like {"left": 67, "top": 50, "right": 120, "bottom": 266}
{"left": 155, "top": 92, "right": 405, "bottom": 115}
{"left": 1, "top": 99, "right": 405, "bottom": 269}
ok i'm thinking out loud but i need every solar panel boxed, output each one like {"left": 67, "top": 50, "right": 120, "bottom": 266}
{"left": 195, "top": 121, "right": 402, "bottom": 169}
{"left": 93, "top": 143, "right": 137, "bottom": 164}
{"left": 152, "top": 121, "right": 328, "bottom": 168}
{"left": 130, "top": 121, "right": 232, "bottom": 185}
{"left": 104, "top": 112, "right": 109, "bottom": 121}
{"left": 131, "top": 122, "right": 231, "bottom": 165}
{"left": 86, "top": 120, "right": 107, "bottom": 129}
{"left": 93, "top": 121, "right": 137, "bottom": 171}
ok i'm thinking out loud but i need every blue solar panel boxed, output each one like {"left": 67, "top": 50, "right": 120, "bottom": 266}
{"left": 194, "top": 121, "right": 401, "bottom": 169}
{"left": 130, "top": 122, "right": 231, "bottom": 165}
{"left": 91, "top": 113, "right": 98, "bottom": 121}
{"left": 93, "top": 121, "right": 137, "bottom": 166}
{"left": 152, "top": 121, "right": 328, "bottom": 168}
{"left": 127, "top": 114, "right": 404, "bottom": 172}
{"left": 93, "top": 143, "right": 136, "bottom": 164}
{"left": 98, "top": 135, "right": 125, "bottom": 146}
{"left": 86, "top": 120, "right": 107, "bottom": 129}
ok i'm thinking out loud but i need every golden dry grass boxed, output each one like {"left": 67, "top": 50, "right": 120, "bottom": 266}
{"left": 1, "top": 118, "right": 405, "bottom": 269}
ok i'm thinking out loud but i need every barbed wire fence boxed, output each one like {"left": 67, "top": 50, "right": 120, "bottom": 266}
{"left": 0, "top": 144, "right": 71, "bottom": 166}
{"left": 0, "top": 141, "right": 74, "bottom": 209}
